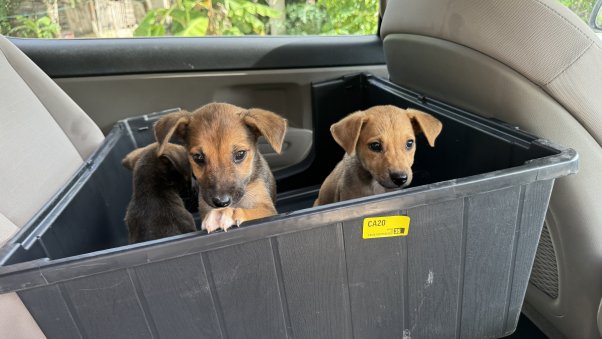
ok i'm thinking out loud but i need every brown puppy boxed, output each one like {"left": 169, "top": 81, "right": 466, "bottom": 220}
{"left": 123, "top": 142, "right": 196, "bottom": 243}
{"left": 315, "top": 105, "right": 442, "bottom": 205}
{"left": 154, "top": 103, "right": 287, "bottom": 233}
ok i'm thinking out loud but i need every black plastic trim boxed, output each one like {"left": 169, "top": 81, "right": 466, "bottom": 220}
{"left": 9, "top": 35, "right": 385, "bottom": 78}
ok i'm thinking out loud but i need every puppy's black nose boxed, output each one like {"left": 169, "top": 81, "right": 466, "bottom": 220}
{"left": 390, "top": 172, "right": 408, "bottom": 187}
{"left": 212, "top": 196, "right": 231, "bottom": 207}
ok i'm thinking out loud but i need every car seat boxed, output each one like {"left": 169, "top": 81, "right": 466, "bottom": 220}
{"left": 0, "top": 35, "right": 104, "bottom": 338}
{"left": 380, "top": 0, "right": 602, "bottom": 337}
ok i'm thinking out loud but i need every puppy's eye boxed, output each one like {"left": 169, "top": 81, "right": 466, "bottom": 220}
{"left": 368, "top": 142, "right": 383, "bottom": 153}
{"left": 233, "top": 150, "right": 247, "bottom": 163}
{"left": 192, "top": 152, "right": 205, "bottom": 164}
{"left": 405, "top": 139, "right": 414, "bottom": 150}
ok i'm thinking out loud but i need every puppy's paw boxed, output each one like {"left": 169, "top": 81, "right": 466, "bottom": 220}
{"left": 201, "top": 208, "right": 245, "bottom": 233}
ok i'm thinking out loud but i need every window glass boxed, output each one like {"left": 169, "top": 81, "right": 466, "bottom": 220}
{"left": 559, "top": 0, "right": 602, "bottom": 36}
{"left": 0, "top": 0, "right": 378, "bottom": 38}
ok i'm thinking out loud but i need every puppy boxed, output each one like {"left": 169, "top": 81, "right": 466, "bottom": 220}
{"left": 123, "top": 142, "right": 196, "bottom": 243}
{"left": 154, "top": 103, "right": 287, "bottom": 233}
{"left": 315, "top": 105, "right": 442, "bottom": 205}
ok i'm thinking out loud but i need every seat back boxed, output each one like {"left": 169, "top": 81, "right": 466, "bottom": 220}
{"left": 0, "top": 35, "right": 103, "bottom": 338}
{"left": 380, "top": 1, "right": 602, "bottom": 338}
{"left": 0, "top": 36, "right": 103, "bottom": 242}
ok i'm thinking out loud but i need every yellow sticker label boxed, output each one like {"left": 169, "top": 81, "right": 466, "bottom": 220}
{"left": 362, "top": 216, "right": 410, "bottom": 239}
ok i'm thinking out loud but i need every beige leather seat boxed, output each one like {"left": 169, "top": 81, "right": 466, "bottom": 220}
{"left": 0, "top": 35, "right": 104, "bottom": 338}
{"left": 380, "top": 0, "right": 602, "bottom": 338}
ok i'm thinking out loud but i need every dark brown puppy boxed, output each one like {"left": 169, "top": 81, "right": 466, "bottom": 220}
{"left": 123, "top": 142, "right": 195, "bottom": 243}
{"left": 315, "top": 105, "right": 442, "bottom": 205}
{"left": 154, "top": 103, "right": 287, "bottom": 233}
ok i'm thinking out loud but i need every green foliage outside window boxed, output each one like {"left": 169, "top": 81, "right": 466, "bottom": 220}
{"left": 559, "top": 0, "right": 596, "bottom": 22}
{"left": 134, "top": 0, "right": 280, "bottom": 37}
{"left": 285, "top": 0, "right": 377, "bottom": 35}
{"left": 0, "top": 0, "right": 599, "bottom": 38}
{"left": 8, "top": 15, "right": 59, "bottom": 38}
{"left": 284, "top": 3, "right": 326, "bottom": 35}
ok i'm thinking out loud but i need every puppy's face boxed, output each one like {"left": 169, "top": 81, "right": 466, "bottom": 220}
{"left": 357, "top": 108, "right": 418, "bottom": 188}
{"left": 188, "top": 107, "right": 258, "bottom": 208}
{"left": 331, "top": 106, "right": 442, "bottom": 189}
{"left": 154, "top": 104, "right": 287, "bottom": 209}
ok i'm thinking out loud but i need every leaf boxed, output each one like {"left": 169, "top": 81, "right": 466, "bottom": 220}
{"left": 134, "top": 10, "right": 164, "bottom": 37}
{"left": 175, "top": 16, "right": 209, "bottom": 36}
{"left": 37, "top": 17, "right": 52, "bottom": 25}
{"left": 151, "top": 25, "right": 166, "bottom": 36}
{"left": 169, "top": 9, "right": 186, "bottom": 25}
{"left": 253, "top": 3, "right": 280, "bottom": 18}
{"left": 244, "top": 13, "right": 265, "bottom": 34}
{"left": 228, "top": 0, "right": 241, "bottom": 10}
{"left": 223, "top": 26, "right": 243, "bottom": 35}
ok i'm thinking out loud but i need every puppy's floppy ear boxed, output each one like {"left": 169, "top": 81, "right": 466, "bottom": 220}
{"left": 122, "top": 148, "right": 145, "bottom": 170}
{"left": 121, "top": 143, "right": 156, "bottom": 170}
{"left": 154, "top": 110, "right": 191, "bottom": 155}
{"left": 406, "top": 109, "right": 443, "bottom": 147}
{"left": 158, "top": 144, "right": 191, "bottom": 178}
{"left": 240, "top": 108, "right": 288, "bottom": 154}
{"left": 330, "top": 111, "right": 365, "bottom": 155}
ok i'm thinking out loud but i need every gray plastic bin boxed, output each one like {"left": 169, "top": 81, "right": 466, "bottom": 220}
{"left": 0, "top": 74, "right": 577, "bottom": 339}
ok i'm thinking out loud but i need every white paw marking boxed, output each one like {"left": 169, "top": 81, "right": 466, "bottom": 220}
{"left": 201, "top": 208, "right": 240, "bottom": 233}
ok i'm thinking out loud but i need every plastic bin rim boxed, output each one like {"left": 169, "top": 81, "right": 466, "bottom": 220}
{"left": 0, "top": 145, "right": 577, "bottom": 294}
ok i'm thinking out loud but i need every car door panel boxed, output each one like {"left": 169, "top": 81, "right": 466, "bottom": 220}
{"left": 53, "top": 66, "right": 387, "bottom": 132}
{"left": 10, "top": 36, "right": 385, "bottom": 77}
{"left": 11, "top": 36, "right": 387, "bottom": 173}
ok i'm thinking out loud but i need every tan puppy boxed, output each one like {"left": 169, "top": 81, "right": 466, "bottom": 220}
{"left": 315, "top": 105, "right": 442, "bottom": 205}
{"left": 154, "top": 103, "right": 287, "bottom": 233}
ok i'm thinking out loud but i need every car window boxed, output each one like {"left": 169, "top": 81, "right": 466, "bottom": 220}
{"left": 0, "top": 0, "right": 378, "bottom": 38}
{"left": 559, "top": 0, "right": 602, "bottom": 35}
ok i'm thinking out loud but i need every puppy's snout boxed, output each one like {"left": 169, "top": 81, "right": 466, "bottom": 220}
{"left": 390, "top": 172, "right": 408, "bottom": 187}
{"left": 211, "top": 195, "right": 232, "bottom": 208}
